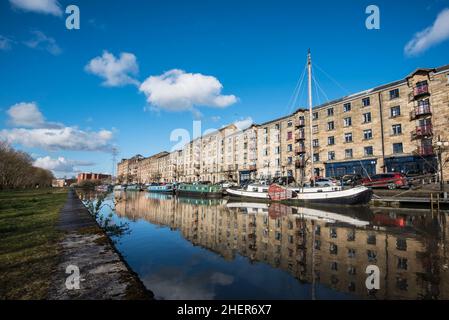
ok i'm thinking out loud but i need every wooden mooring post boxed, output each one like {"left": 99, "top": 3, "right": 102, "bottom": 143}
{"left": 431, "top": 193, "right": 441, "bottom": 215}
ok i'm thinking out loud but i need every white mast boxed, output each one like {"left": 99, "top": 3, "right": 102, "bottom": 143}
{"left": 307, "top": 49, "right": 315, "bottom": 184}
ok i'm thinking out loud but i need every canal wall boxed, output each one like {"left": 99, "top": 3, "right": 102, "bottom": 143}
{"left": 48, "top": 189, "right": 153, "bottom": 300}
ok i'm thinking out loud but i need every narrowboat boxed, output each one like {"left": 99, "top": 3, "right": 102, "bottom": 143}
{"left": 113, "top": 184, "right": 127, "bottom": 191}
{"left": 126, "top": 184, "right": 141, "bottom": 191}
{"left": 176, "top": 184, "right": 223, "bottom": 198}
{"left": 95, "top": 184, "right": 112, "bottom": 192}
{"left": 147, "top": 184, "right": 175, "bottom": 194}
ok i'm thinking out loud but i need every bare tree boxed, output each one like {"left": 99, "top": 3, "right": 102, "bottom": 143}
{"left": 0, "top": 141, "right": 54, "bottom": 189}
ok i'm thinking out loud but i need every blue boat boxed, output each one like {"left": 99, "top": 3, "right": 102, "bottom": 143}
{"left": 147, "top": 184, "right": 175, "bottom": 194}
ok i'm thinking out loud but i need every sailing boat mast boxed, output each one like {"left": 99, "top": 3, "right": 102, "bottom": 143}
{"left": 307, "top": 49, "right": 315, "bottom": 184}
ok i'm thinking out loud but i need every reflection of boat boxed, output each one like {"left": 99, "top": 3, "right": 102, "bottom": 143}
{"left": 226, "top": 184, "right": 270, "bottom": 200}
{"left": 176, "top": 184, "right": 223, "bottom": 198}
{"left": 147, "top": 184, "right": 175, "bottom": 194}
{"left": 293, "top": 206, "right": 370, "bottom": 227}
{"left": 177, "top": 197, "right": 225, "bottom": 206}
{"left": 144, "top": 192, "right": 174, "bottom": 200}
{"left": 226, "top": 201, "right": 370, "bottom": 227}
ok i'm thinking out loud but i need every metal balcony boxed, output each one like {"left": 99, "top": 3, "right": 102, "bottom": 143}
{"left": 417, "top": 146, "right": 434, "bottom": 156}
{"left": 295, "top": 159, "right": 306, "bottom": 168}
{"left": 413, "top": 84, "right": 429, "bottom": 98}
{"left": 295, "top": 145, "right": 306, "bottom": 155}
{"left": 295, "top": 130, "right": 305, "bottom": 141}
{"left": 410, "top": 103, "right": 431, "bottom": 120}
{"left": 295, "top": 119, "right": 306, "bottom": 128}
{"left": 411, "top": 124, "right": 433, "bottom": 140}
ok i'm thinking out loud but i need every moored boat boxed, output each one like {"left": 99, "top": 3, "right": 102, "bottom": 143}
{"left": 96, "top": 184, "right": 112, "bottom": 192}
{"left": 286, "top": 185, "right": 373, "bottom": 205}
{"left": 176, "top": 183, "right": 223, "bottom": 198}
{"left": 126, "top": 184, "right": 141, "bottom": 191}
{"left": 113, "top": 184, "right": 127, "bottom": 191}
{"left": 274, "top": 51, "right": 373, "bottom": 206}
{"left": 147, "top": 184, "right": 175, "bottom": 194}
{"left": 226, "top": 184, "right": 270, "bottom": 200}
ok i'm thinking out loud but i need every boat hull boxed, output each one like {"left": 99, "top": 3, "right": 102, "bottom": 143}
{"left": 285, "top": 186, "right": 373, "bottom": 206}
{"left": 225, "top": 188, "right": 269, "bottom": 200}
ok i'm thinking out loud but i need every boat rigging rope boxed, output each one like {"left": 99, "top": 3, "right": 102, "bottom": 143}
{"left": 313, "top": 62, "right": 350, "bottom": 96}
{"left": 285, "top": 63, "right": 308, "bottom": 115}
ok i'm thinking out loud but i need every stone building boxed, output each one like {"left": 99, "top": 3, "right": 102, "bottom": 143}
{"left": 77, "top": 172, "right": 111, "bottom": 183}
{"left": 296, "top": 65, "right": 449, "bottom": 181}
{"left": 117, "top": 154, "right": 143, "bottom": 183}
{"left": 118, "top": 63, "right": 449, "bottom": 185}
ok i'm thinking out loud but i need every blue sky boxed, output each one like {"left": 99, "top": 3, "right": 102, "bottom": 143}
{"left": 1, "top": 0, "right": 449, "bottom": 177}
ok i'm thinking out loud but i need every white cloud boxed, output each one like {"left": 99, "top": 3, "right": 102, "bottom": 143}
{"left": 233, "top": 117, "right": 253, "bottom": 131}
{"left": 24, "top": 30, "right": 62, "bottom": 55}
{"left": 9, "top": 0, "right": 62, "bottom": 16}
{"left": 404, "top": 8, "right": 449, "bottom": 56}
{"left": 0, "top": 35, "right": 14, "bottom": 51}
{"left": 2, "top": 103, "right": 114, "bottom": 152}
{"left": 211, "top": 116, "right": 221, "bottom": 122}
{"left": 7, "top": 102, "right": 45, "bottom": 127}
{"left": 33, "top": 156, "right": 95, "bottom": 173}
{"left": 0, "top": 127, "right": 114, "bottom": 152}
{"left": 139, "top": 69, "right": 237, "bottom": 112}
{"left": 85, "top": 51, "right": 139, "bottom": 87}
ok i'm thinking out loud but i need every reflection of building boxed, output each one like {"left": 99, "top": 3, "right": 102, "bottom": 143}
{"left": 113, "top": 192, "right": 449, "bottom": 299}
{"left": 77, "top": 172, "right": 111, "bottom": 183}
{"left": 118, "top": 64, "right": 449, "bottom": 184}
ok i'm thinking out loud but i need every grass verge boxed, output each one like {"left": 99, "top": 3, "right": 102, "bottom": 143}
{"left": 0, "top": 188, "right": 68, "bottom": 299}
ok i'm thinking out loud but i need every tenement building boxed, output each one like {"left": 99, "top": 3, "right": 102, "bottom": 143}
{"left": 118, "top": 64, "right": 449, "bottom": 184}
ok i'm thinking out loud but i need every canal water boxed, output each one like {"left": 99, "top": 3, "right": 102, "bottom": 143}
{"left": 80, "top": 190, "right": 449, "bottom": 300}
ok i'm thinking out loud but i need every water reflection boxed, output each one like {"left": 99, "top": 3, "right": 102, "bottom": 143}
{"left": 92, "top": 191, "right": 449, "bottom": 299}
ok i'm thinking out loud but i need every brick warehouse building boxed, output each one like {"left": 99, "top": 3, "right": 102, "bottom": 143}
{"left": 118, "top": 64, "right": 449, "bottom": 184}
{"left": 77, "top": 172, "right": 112, "bottom": 184}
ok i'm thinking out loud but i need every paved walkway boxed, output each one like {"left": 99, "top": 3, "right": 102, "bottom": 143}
{"left": 48, "top": 189, "right": 152, "bottom": 300}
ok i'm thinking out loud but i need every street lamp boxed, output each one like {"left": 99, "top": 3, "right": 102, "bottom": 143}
{"left": 435, "top": 137, "right": 449, "bottom": 192}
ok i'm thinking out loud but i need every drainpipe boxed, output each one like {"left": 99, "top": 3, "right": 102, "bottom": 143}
{"left": 378, "top": 92, "right": 386, "bottom": 173}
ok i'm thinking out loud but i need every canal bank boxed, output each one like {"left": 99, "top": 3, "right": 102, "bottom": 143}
{"left": 48, "top": 189, "right": 153, "bottom": 300}
{"left": 371, "top": 186, "right": 449, "bottom": 210}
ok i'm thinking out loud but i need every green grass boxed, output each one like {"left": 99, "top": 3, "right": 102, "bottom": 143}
{"left": 0, "top": 188, "right": 68, "bottom": 300}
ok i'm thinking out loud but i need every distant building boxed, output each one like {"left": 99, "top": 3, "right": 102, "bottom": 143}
{"left": 52, "top": 179, "right": 65, "bottom": 188}
{"left": 77, "top": 172, "right": 111, "bottom": 183}
{"left": 52, "top": 178, "right": 77, "bottom": 187}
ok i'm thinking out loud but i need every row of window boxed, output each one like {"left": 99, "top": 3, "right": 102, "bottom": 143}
{"left": 310, "top": 125, "right": 403, "bottom": 149}
{"left": 314, "top": 112, "right": 373, "bottom": 132}
{"left": 313, "top": 89, "right": 401, "bottom": 119}
{"left": 313, "top": 143, "right": 404, "bottom": 161}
